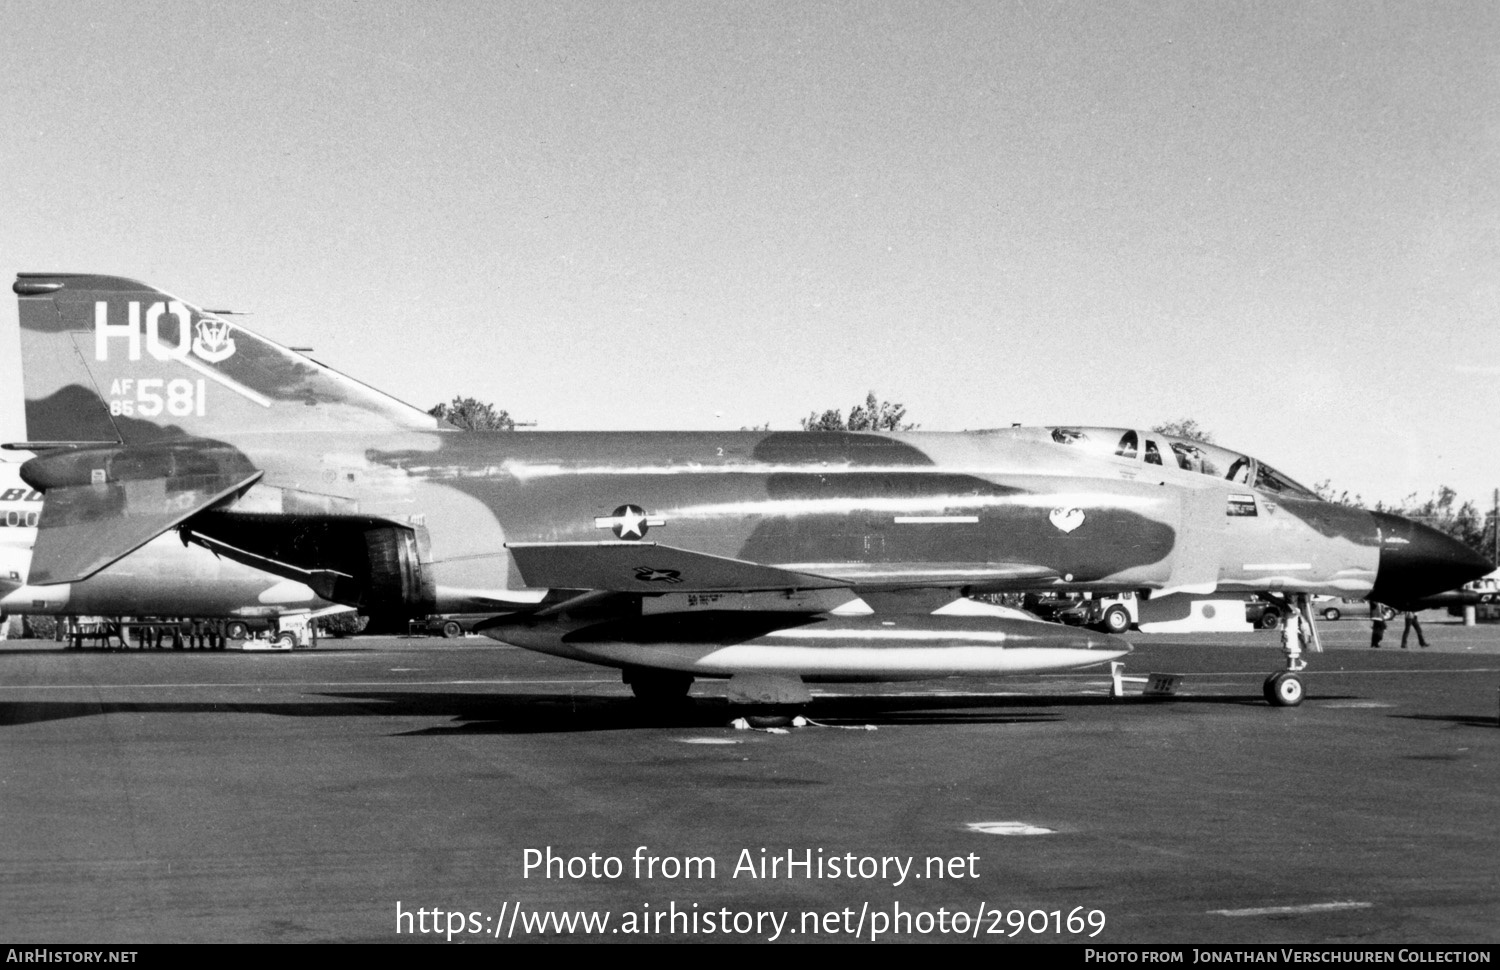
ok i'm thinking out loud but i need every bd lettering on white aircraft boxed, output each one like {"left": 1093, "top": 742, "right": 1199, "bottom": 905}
{"left": 8, "top": 274, "right": 1488, "bottom": 708}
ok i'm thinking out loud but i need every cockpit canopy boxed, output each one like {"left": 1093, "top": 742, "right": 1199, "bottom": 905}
{"left": 1046, "top": 427, "right": 1318, "bottom": 499}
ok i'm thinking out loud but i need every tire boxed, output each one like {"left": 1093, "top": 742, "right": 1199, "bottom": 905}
{"left": 1263, "top": 672, "right": 1304, "bottom": 707}
{"left": 625, "top": 668, "right": 694, "bottom": 704}
{"left": 1380, "top": 607, "right": 1396, "bottom": 621}
{"left": 274, "top": 632, "right": 297, "bottom": 650}
{"left": 1322, "top": 608, "right": 1341, "bottom": 621}
{"left": 745, "top": 714, "right": 794, "bottom": 728}
{"left": 1099, "top": 606, "right": 1131, "bottom": 634}
{"left": 225, "top": 621, "right": 249, "bottom": 640}
{"left": 441, "top": 620, "right": 464, "bottom": 639}
{"left": 1257, "top": 610, "right": 1281, "bottom": 630}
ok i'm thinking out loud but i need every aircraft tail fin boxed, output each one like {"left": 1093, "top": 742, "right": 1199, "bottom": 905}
{"left": 13, "top": 273, "right": 439, "bottom": 445}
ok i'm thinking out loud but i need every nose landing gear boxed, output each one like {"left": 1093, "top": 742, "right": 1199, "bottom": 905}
{"left": 1264, "top": 593, "right": 1321, "bottom": 707}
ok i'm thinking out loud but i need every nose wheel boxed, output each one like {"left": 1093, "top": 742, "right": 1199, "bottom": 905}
{"left": 1263, "top": 671, "right": 1304, "bottom": 707}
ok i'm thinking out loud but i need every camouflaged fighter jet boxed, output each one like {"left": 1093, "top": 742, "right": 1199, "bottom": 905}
{"left": 8, "top": 274, "right": 1490, "bottom": 707}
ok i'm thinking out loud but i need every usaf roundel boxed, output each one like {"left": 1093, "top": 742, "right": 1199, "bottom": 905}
{"left": 594, "top": 504, "right": 666, "bottom": 540}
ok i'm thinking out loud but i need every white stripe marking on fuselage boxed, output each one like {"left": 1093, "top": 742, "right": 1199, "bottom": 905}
{"left": 893, "top": 515, "right": 980, "bottom": 524}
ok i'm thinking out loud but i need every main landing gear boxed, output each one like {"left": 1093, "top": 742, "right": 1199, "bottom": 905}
{"left": 1263, "top": 593, "right": 1321, "bottom": 707}
{"left": 624, "top": 669, "right": 815, "bottom": 728}
{"left": 623, "top": 667, "right": 694, "bottom": 705}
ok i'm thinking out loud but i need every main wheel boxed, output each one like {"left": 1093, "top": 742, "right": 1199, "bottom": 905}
{"left": 441, "top": 620, "right": 464, "bottom": 639}
{"left": 625, "top": 668, "right": 694, "bottom": 704}
{"left": 1099, "top": 606, "right": 1131, "bottom": 634}
{"left": 1263, "top": 672, "right": 1304, "bottom": 707}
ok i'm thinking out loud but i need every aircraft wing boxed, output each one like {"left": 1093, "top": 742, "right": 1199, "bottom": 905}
{"left": 505, "top": 542, "right": 848, "bottom": 593}
{"left": 28, "top": 470, "right": 263, "bottom": 585}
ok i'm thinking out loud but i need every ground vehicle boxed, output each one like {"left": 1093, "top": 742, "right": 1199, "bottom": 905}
{"left": 1440, "top": 573, "right": 1500, "bottom": 620}
{"left": 223, "top": 618, "right": 272, "bottom": 641}
{"left": 1020, "top": 592, "right": 1073, "bottom": 622}
{"left": 407, "top": 614, "right": 487, "bottom": 638}
{"left": 1244, "top": 598, "right": 1284, "bottom": 629}
{"left": 1056, "top": 592, "right": 1137, "bottom": 634}
{"left": 1317, "top": 598, "right": 1394, "bottom": 621}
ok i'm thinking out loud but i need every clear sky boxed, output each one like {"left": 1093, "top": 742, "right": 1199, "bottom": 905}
{"left": 2, "top": 1, "right": 1496, "bottom": 508}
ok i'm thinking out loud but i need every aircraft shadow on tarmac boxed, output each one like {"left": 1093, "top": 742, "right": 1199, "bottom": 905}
{"left": 1392, "top": 712, "right": 1500, "bottom": 730}
{"left": 376, "top": 689, "right": 1359, "bottom": 735}
{"left": 0, "top": 687, "right": 1340, "bottom": 732}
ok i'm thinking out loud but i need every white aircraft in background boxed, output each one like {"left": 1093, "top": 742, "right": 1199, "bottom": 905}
{"left": 0, "top": 458, "right": 337, "bottom": 643}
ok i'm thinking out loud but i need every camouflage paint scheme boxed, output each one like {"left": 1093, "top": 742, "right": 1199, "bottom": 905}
{"left": 0, "top": 462, "right": 332, "bottom": 619}
{"left": 10, "top": 274, "right": 1489, "bottom": 684}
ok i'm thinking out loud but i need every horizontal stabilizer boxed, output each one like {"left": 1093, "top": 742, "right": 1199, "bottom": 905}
{"left": 505, "top": 541, "right": 848, "bottom": 594}
{"left": 28, "top": 470, "right": 262, "bottom": 585}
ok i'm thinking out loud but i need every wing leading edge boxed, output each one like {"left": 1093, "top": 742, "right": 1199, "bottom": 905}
{"left": 505, "top": 541, "right": 848, "bottom": 593}
{"left": 505, "top": 541, "right": 1063, "bottom": 596}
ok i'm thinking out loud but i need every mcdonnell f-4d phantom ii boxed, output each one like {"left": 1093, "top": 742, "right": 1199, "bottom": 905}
{"left": 9, "top": 274, "right": 1490, "bottom": 707}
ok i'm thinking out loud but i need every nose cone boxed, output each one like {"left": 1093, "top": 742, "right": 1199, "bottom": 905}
{"left": 1369, "top": 511, "right": 1493, "bottom": 606}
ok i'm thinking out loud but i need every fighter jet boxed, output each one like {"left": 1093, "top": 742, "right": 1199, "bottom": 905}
{"left": 9, "top": 274, "right": 1489, "bottom": 706}
{"left": 1385, "top": 570, "right": 1499, "bottom": 613}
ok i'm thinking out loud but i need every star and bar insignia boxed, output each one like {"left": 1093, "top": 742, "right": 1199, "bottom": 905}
{"left": 632, "top": 566, "right": 683, "bottom": 584}
{"left": 594, "top": 504, "right": 666, "bottom": 540}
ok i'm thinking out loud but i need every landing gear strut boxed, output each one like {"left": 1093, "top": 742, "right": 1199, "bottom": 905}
{"left": 1264, "top": 593, "right": 1320, "bottom": 707}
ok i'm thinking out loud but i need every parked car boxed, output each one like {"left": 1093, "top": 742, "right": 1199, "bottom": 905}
{"left": 1244, "top": 599, "right": 1284, "bottom": 629}
{"left": 1317, "top": 598, "right": 1394, "bottom": 621}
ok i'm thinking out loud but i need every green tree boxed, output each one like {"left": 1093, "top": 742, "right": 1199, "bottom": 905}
{"left": 1313, "top": 479, "right": 1365, "bottom": 507}
{"left": 1385, "top": 487, "right": 1491, "bottom": 562}
{"left": 801, "top": 392, "right": 917, "bottom": 432}
{"left": 1313, "top": 484, "right": 1498, "bottom": 567}
{"left": 1151, "top": 419, "right": 1213, "bottom": 443}
{"left": 429, "top": 396, "right": 515, "bottom": 431}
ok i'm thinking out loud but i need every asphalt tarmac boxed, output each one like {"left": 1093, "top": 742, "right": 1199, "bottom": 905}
{"left": 1, "top": 617, "right": 1497, "bottom": 944}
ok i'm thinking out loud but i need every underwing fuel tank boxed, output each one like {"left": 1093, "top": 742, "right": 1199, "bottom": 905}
{"left": 484, "top": 611, "right": 1131, "bottom": 682}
